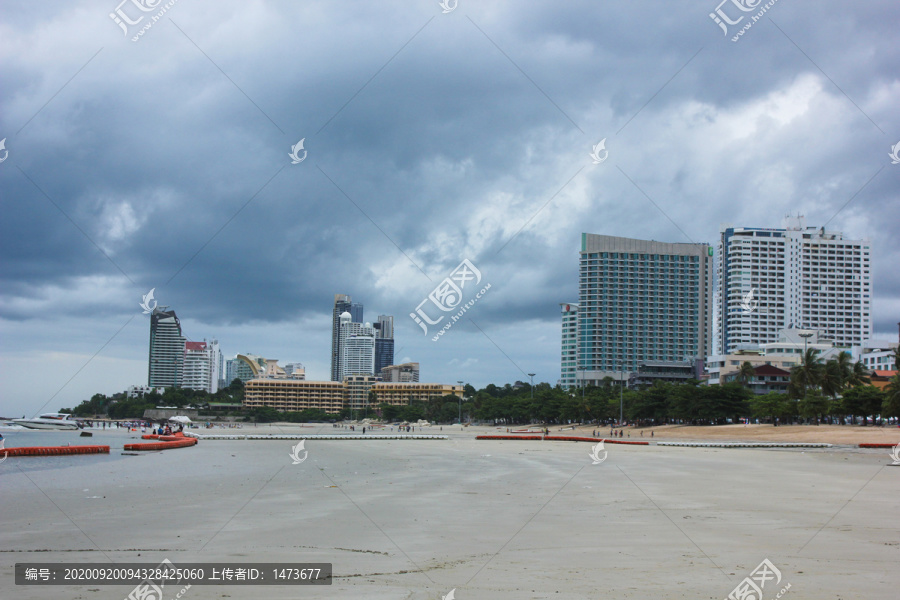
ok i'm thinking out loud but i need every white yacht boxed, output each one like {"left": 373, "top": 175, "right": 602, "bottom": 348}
{"left": 11, "top": 413, "right": 82, "bottom": 430}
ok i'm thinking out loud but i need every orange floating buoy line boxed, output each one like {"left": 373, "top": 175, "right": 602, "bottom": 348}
{"left": 3, "top": 445, "right": 110, "bottom": 457}
{"left": 124, "top": 432, "right": 197, "bottom": 452}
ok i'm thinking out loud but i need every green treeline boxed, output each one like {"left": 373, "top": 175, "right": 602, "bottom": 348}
{"left": 62, "top": 349, "right": 900, "bottom": 425}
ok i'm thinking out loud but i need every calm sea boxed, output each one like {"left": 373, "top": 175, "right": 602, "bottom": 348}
{"left": 0, "top": 426, "right": 152, "bottom": 473}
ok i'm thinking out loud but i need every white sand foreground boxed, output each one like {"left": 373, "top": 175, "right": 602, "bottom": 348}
{"left": 1, "top": 424, "right": 898, "bottom": 599}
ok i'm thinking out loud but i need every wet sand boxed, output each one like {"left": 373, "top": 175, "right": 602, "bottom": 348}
{"left": 571, "top": 422, "right": 900, "bottom": 445}
{"left": 2, "top": 424, "right": 898, "bottom": 599}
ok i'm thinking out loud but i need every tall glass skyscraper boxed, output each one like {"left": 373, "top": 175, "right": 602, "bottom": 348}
{"left": 575, "top": 233, "right": 714, "bottom": 384}
{"left": 148, "top": 306, "right": 186, "bottom": 388}
{"left": 331, "top": 294, "right": 363, "bottom": 381}
{"left": 374, "top": 315, "right": 394, "bottom": 375}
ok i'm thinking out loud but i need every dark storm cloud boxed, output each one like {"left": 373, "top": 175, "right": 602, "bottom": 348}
{"left": 1, "top": 0, "right": 898, "bottom": 414}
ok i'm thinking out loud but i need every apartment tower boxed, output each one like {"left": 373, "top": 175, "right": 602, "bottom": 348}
{"left": 576, "top": 233, "right": 714, "bottom": 384}
{"left": 148, "top": 306, "right": 186, "bottom": 388}
{"left": 718, "top": 217, "right": 871, "bottom": 353}
{"left": 331, "top": 294, "right": 363, "bottom": 381}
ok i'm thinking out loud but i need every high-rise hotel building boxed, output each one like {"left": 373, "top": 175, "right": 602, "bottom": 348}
{"left": 182, "top": 339, "right": 221, "bottom": 394}
{"left": 559, "top": 303, "right": 579, "bottom": 389}
{"left": 331, "top": 294, "right": 364, "bottom": 381}
{"left": 374, "top": 314, "right": 395, "bottom": 375}
{"left": 574, "top": 233, "right": 714, "bottom": 385}
{"left": 339, "top": 312, "right": 376, "bottom": 379}
{"left": 718, "top": 217, "right": 871, "bottom": 354}
{"left": 148, "top": 306, "right": 186, "bottom": 388}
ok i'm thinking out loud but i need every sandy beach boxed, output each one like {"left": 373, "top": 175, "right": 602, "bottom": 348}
{"left": 561, "top": 422, "right": 900, "bottom": 445}
{"left": 2, "top": 423, "right": 898, "bottom": 599}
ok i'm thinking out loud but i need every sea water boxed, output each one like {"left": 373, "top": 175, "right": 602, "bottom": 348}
{"left": 0, "top": 427, "right": 149, "bottom": 474}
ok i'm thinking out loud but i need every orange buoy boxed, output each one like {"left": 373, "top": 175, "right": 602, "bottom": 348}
{"left": 3, "top": 445, "right": 110, "bottom": 457}
{"left": 123, "top": 438, "right": 197, "bottom": 451}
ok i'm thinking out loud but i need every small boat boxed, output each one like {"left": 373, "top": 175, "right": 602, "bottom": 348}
{"left": 12, "top": 413, "right": 82, "bottom": 430}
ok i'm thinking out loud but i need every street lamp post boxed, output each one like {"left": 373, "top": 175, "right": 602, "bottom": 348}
{"left": 457, "top": 380, "right": 464, "bottom": 425}
{"left": 799, "top": 331, "right": 813, "bottom": 355}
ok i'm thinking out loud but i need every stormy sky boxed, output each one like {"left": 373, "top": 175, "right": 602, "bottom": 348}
{"left": 1, "top": 0, "right": 898, "bottom": 417}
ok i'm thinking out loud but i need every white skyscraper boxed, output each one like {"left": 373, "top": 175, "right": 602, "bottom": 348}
{"left": 339, "top": 313, "right": 375, "bottom": 379}
{"left": 342, "top": 334, "right": 375, "bottom": 379}
{"left": 182, "top": 339, "right": 221, "bottom": 393}
{"left": 718, "top": 217, "right": 871, "bottom": 354}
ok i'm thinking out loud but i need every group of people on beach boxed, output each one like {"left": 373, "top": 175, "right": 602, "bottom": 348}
{"left": 153, "top": 424, "right": 182, "bottom": 436}
{"left": 591, "top": 428, "right": 653, "bottom": 438}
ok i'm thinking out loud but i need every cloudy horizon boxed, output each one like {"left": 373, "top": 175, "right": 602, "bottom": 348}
{"left": 1, "top": 0, "right": 898, "bottom": 418}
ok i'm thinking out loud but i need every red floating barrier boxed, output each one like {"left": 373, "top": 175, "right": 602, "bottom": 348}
{"left": 3, "top": 445, "right": 110, "bottom": 457}
{"left": 123, "top": 437, "right": 197, "bottom": 451}
{"left": 858, "top": 443, "right": 899, "bottom": 448}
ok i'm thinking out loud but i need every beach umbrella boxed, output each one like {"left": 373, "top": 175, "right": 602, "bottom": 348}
{"left": 168, "top": 416, "right": 192, "bottom": 424}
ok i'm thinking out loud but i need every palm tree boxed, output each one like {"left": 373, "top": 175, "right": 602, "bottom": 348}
{"left": 884, "top": 347, "right": 900, "bottom": 423}
{"left": 789, "top": 348, "right": 823, "bottom": 398}
{"left": 738, "top": 361, "right": 756, "bottom": 387}
{"left": 820, "top": 359, "right": 843, "bottom": 401}
{"left": 847, "top": 360, "right": 871, "bottom": 388}
{"left": 833, "top": 351, "right": 853, "bottom": 385}
{"left": 884, "top": 372, "right": 900, "bottom": 420}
